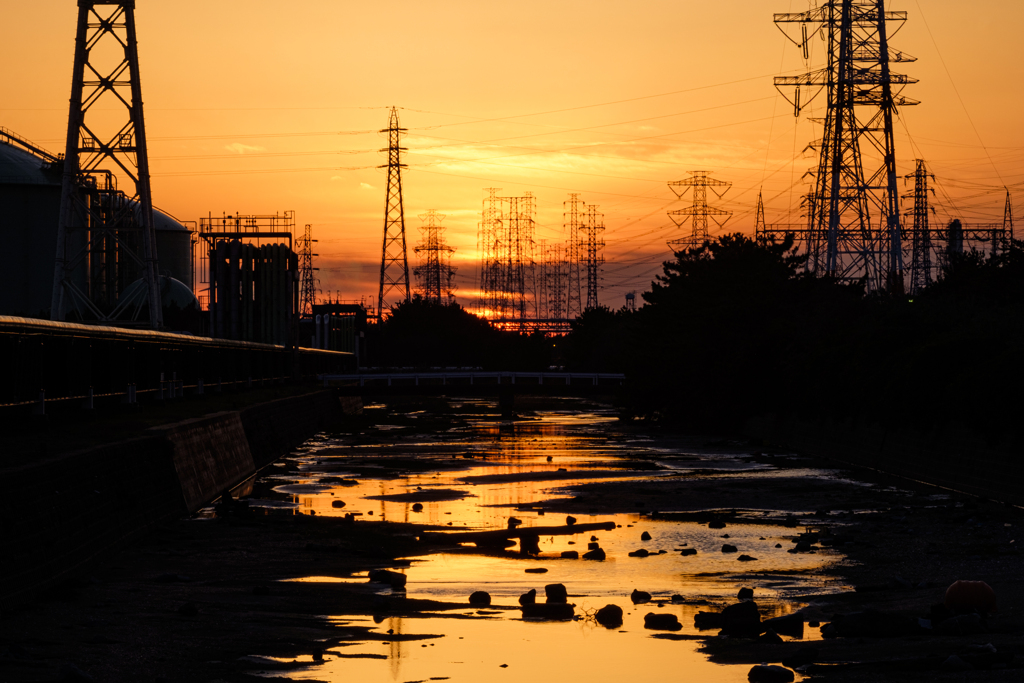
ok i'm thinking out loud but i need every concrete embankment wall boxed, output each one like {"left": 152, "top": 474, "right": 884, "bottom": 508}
{"left": 0, "top": 389, "right": 345, "bottom": 613}
{"left": 747, "top": 415, "right": 1024, "bottom": 506}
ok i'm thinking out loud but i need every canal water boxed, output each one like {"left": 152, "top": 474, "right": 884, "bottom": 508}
{"left": 231, "top": 397, "right": 848, "bottom": 682}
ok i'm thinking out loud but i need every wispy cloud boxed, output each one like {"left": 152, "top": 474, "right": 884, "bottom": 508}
{"left": 360, "top": 182, "right": 375, "bottom": 190}
{"left": 224, "top": 143, "right": 265, "bottom": 154}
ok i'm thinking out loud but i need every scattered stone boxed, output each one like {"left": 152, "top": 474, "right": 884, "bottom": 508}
{"left": 722, "top": 544, "right": 738, "bottom": 553}
{"left": 368, "top": 569, "right": 407, "bottom": 588}
{"left": 525, "top": 567, "right": 548, "bottom": 574}
{"left": 671, "top": 594, "right": 685, "bottom": 603}
{"left": 566, "top": 515, "right": 577, "bottom": 526}
{"left": 640, "top": 531, "right": 652, "bottom": 541}
{"left": 762, "top": 612, "right": 804, "bottom": 638}
{"left": 631, "top": 589, "right": 652, "bottom": 604}
{"left": 643, "top": 612, "right": 682, "bottom": 631}
{"left": 588, "top": 542, "right": 600, "bottom": 550}
{"left": 944, "top": 580, "right": 997, "bottom": 614}
{"left": 331, "top": 500, "right": 346, "bottom": 508}
{"left": 738, "top": 587, "right": 754, "bottom": 600}
{"left": 411, "top": 503, "right": 423, "bottom": 512}
{"left": 737, "top": 554, "right": 758, "bottom": 562}
{"left": 720, "top": 600, "right": 762, "bottom": 637}
{"left": 590, "top": 535, "right": 598, "bottom": 541}
{"left": 582, "top": 548, "right": 606, "bottom": 560}
{"left": 694, "top": 611, "right": 724, "bottom": 630}
{"left": 680, "top": 548, "right": 697, "bottom": 556}
{"left": 595, "top": 604, "right": 623, "bottom": 628}
{"left": 709, "top": 520, "right": 727, "bottom": 529}
{"left": 521, "top": 603, "right": 574, "bottom": 620}
{"left": 940, "top": 655, "right": 974, "bottom": 672}
{"left": 561, "top": 551, "right": 579, "bottom": 559}
{"left": 628, "top": 549, "right": 650, "bottom": 558}
{"left": 775, "top": 543, "right": 783, "bottom": 548}
{"left": 507, "top": 517, "right": 522, "bottom": 529}
{"left": 545, "top": 583, "right": 568, "bottom": 603}
{"left": 518, "top": 589, "right": 537, "bottom": 606}
{"left": 790, "top": 541, "right": 812, "bottom": 553}
{"left": 469, "top": 591, "right": 491, "bottom": 606}
{"left": 722, "top": 534, "right": 731, "bottom": 539}
{"left": 747, "top": 664, "right": 795, "bottom": 683}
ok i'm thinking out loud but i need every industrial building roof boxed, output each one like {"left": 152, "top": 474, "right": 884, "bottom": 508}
{"left": 0, "top": 140, "right": 58, "bottom": 186}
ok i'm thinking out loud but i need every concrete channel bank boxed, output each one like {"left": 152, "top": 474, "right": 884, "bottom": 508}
{"left": 0, "top": 389, "right": 350, "bottom": 613}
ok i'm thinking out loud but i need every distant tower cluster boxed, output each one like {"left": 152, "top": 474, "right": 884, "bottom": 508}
{"left": 581, "top": 205, "right": 605, "bottom": 310}
{"left": 378, "top": 106, "right": 410, "bottom": 321}
{"left": 773, "top": 0, "right": 917, "bottom": 292}
{"left": 667, "top": 171, "right": 732, "bottom": 252}
{"left": 299, "top": 223, "right": 319, "bottom": 317}
{"left": 477, "top": 190, "right": 536, "bottom": 325}
{"left": 414, "top": 210, "right": 456, "bottom": 304}
{"left": 542, "top": 243, "right": 568, "bottom": 320}
{"left": 564, "top": 194, "right": 585, "bottom": 318}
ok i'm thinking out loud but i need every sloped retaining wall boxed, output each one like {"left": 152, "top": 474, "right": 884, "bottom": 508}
{"left": 747, "top": 414, "right": 1024, "bottom": 506}
{"left": 0, "top": 389, "right": 342, "bottom": 612}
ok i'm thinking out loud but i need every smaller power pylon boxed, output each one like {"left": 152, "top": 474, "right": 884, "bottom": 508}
{"left": 903, "top": 160, "right": 936, "bottom": 294}
{"left": 414, "top": 210, "right": 457, "bottom": 304}
{"left": 582, "top": 205, "right": 605, "bottom": 310}
{"left": 543, "top": 243, "right": 568, "bottom": 320}
{"left": 377, "top": 107, "right": 410, "bottom": 322}
{"left": 667, "top": 171, "right": 732, "bottom": 252}
{"left": 1004, "top": 190, "right": 1015, "bottom": 243}
{"left": 299, "top": 223, "right": 319, "bottom": 317}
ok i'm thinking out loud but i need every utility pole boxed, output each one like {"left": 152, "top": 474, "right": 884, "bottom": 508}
{"left": 774, "top": 0, "right": 918, "bottom": 292}
{"left": 667, "top": 171, "right": 732, "bottom": 252}
{"left": 377, "top": 106, "right": 410, "bottom": 322}
{"left": 582, "top": 205, "right": 605, "bottom": 310}
{"left": 52, "top": 0, "right": 162, "bottom": 327}
{"left": 299, "top": 223, "right": 319, "bottom": 317}
{"left": 565, "top": 193, "right": 584, "bottom": 318}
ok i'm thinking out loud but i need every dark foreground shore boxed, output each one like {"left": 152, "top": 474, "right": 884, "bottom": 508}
{"left": 1, "top": 412, "right": 1021, "bottom": 682}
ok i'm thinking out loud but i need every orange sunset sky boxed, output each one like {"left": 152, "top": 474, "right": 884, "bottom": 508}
{"left": 2, "top": 1, "right": 1022, "bottom": 312}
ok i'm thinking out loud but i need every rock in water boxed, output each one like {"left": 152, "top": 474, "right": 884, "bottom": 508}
{"left": 721, "top": 600, "right": 762, "bottom": 637}
{"left": 469, "top": 591, "right": 491, "bottom": 606}
{"left": 545, "top": 583, "right": 568, "bottom": 603}
{"left": 411, "top": 502, "right": 423, "bottom": 512}
{"left": 631, "top": 589, "right": 652, "bottom": 604}
{"left": 737, "top": 554, "right": 758, "bottom": 562}
{"left": 680, "top": 548, "right": 697, "bottom": 556}
{"left": 640, "top": 531, "right": 652, "bottom": 541}
{"left": 368, "top": 569, "right": 407, "bottom": 589}
{"left": 561, "top": 550, "right": 579, "bottom": 559}
{"left": 644, "top": 613, "right": 681, "bottom": 631}
{"left": 628, "top": 549, "right": 650, "bottom": 558}
{"left": 566, "top": 515, "right": 577, "bottom": 526}
{"left": 762, "top": 612, "right": 804, "bottom": 638}
{"left": 521, "top": 602, "right": 574, "bottom": 620}
{"left": 944, "top": 580, "right": 997, "bottom": 614}
{"left": 722, "top": 544, "right": 738, "bottom": 553}
{"left": 738, "top": 587, "right": 754, "bottom": 600}
{"left": 331, "top": 500, "right": 346, "bottom": 508}
{"left": 524, "top": 567, "right": 548, "bottom": 574}
{"left": 518, "top": 589, "right": 537, "bottom": 606}
{"left": 595, "top": 604, "right": 623, "bottom": 628}
{"left": 582, "top": 548, "right": 606, "bottom": 560}
{"left": 747, "top": 664, "right": 795, "bottom": 683}
{"left": 709, "top": 520, "right": 727, "bottom": 529}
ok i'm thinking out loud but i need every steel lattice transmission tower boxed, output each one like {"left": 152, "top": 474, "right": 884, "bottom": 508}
{"left": 581, "top": 205, "right": 605, "bottom": 310}
{"left": 564, "top": 194, "right": 584, "bottom": 318}
{"left": 476, "top": 190, "right": 536, "bottom": 326}
{"left": 52, "top": 0, "right": 162, "bottom": 327}
{"left": 414, "top": 210, "right": 457, "bottom": 304}
{"left": 377, "top": 106, "right": 410, "bottom": 322}
{"left": 903, "top": 160, "right": 935, "bottom": 294}
{"left": 299, "top": 223, "right": 319, "bottom": 317}
{"left": 774, "top": 0, "right": 918, "bottom": 292}
{"left": 667, "top": 171, "right": 732, "bottom": 252}
{"left": 543, "top": 243, "right": 568, "bottom": 320}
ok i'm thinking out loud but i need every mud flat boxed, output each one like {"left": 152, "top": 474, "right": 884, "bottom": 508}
{"left": 2, "top": 398, "right": 1022, "bottom": 682}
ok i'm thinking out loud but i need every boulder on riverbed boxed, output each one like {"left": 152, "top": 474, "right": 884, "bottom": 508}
{"left": 518, "top": 589, "right": 536, "bottom": 606}
{"left": 521, "top": 602, "right": 574, "bottom": 620}
{"left": 368, "top": 569, "right": 407, "bottom": 589}
{"left": 595, "top": 604, "right": 623, "bottom": 628}
{"left": 628, "top": 549, "right": 650, "bottom": 558}
{"left": 631, "top": 589, "right": 652, "bottom": 604}
{"left": 469, "top": 591, "right": 491, "bottom": 606}
{"left": 644, "top": 612, "right": 681, "bottom": 631}
{"left": 680, "top": 548, "right": 697, "bottom": 556}
{"left": 722, "top": 544, "right": 738, "bottom": 553}
{"left": 545, "top": 583, "right": 568, "bottom": 603}
{"left": 640, "top": 531, "right": 652, "bottom": 541}
{"left": 582, "top": 548, "right": 606, "bottom": 560}
{"left": 747, "top": 664, "right": 794, "bottom": 683}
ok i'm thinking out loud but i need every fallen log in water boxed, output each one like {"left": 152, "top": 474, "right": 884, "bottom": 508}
{"left": 423, "top": 521, "right": 616, "bottom": 547}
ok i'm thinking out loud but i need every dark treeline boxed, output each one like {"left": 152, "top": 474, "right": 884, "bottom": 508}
{"left": 566, "top": 233, "right": 1024, "bottom": 436}
{"left": 365, "top": 234, "right": 1021, "bottom": 439}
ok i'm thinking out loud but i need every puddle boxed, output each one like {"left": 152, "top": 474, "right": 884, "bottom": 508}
{"left": 238, "top": 398, "right": 843, "bottom": 681}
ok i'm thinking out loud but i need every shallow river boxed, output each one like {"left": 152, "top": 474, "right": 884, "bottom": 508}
{"left": 226, "top": 398, "right": 849, "bottom": 682}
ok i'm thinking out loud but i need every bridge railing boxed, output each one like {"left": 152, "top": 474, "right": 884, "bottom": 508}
{"left": 320, "top": 371, "right": 625, "bottom": 388}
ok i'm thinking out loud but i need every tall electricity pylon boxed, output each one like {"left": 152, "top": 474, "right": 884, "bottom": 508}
{"left": 377, "top": 106, "right": 410, "bottom": 322}
{"left": 299, "top": 223, "right": 319, "bottom": 317}
{"left": 774, "top": 0, "right": 918, "bottom": 293}
{"left": 903, "top": 160, "right": 935, "bottom": 294}
{"left": 51, "top": 0, "right": 162, "bottom": 327}
{"left": 564, "top": 194, "right": 584, "bottom": 318}
{"left": 667, "top": 171, "right": 732, "bottom": 252}
{"left": 582, "top": 205, "right": 605, "bottom": 310}
{"left": 414, "top": 210, "right": 456, "bottom": 304}
{"left": 1004, "top": 191, "right": 1015, "bottom": 243}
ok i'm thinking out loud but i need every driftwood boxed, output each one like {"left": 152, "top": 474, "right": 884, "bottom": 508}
{"left": 424, "top": 521, "right": 615, "bottom": 546}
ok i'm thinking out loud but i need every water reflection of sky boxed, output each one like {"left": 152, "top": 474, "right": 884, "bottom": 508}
{"left": 248, "top": 399, "right": 840, "bottom": 681}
